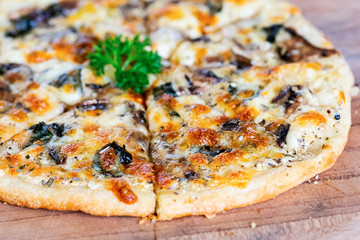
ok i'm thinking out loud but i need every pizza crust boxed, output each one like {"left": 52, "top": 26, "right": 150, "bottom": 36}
{"left": 0, "top": 175, "right": 155, "bottom": 217}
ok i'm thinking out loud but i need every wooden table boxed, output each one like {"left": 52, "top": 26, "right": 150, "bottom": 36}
{"left": 1, "top": 0, "right": 359, "bottom": 239}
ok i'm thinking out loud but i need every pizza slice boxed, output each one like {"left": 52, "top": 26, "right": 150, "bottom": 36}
{"left": 146, "top": 51, "right": 352, "bottom": 220}
{"left": 0, "top": 87, "right": 155, "bottom": 217}
{"left": 168, "top": 0, "right": 338, "bottom": 69}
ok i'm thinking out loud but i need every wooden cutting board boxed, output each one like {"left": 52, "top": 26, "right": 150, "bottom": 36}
{"left": 1, "top": 0, "right": 359, "bottom": 239}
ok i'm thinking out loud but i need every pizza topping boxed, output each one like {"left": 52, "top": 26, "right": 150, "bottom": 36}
{"left": 25, "top": 122, "right": 66, "bottom": 148}
{"left": 273, "top": 123, "right": 290, "bottom": 147}
{"left": 153, "top": 82, "right": 178, "bottom": 100}
{"left": 231, "top": 54, "right": 252, "bottom": 69}
{"left": 206, "top": 0, "right": 223, "bottom": 15}
{"left": 263, "top": 24, "right": 283, "bottom": 43}
{"left": 77, "top": 99, "right": 108, "bottom": 111}
{"left": 228, "top": 84, "right": 261, "bottom": 101}
{"left": 41, "top": 177, "right": 54, "bottom": 187}
{"left": 193, "top": 69, "right": 224, "bottom": 84}
{"left": 220, "top": 119, "right": 243, "bottom": 131}
{"left": 132, "top": 109, "right": 147, "bottom": 125}
{"left": 92, "top": 141, "right": 132, "bottom": 177}
{"left": 6, "top": 2, "right": 77, "bottom": 38}
{"left": 87, "top": 35, "right": 162, "bottom": 93}
{"left": 277, "top": 28, "right": 338, "bottom": 62}
{"left": 0, "top": 63, "right": 33, "bottom": 83}
{"left": 189, "top": 36, "right": 211, "bottom": 43}
{"left": 193, "top": 145, "right": 229, "bottom": 157}
{"left": 169, "top": 110, "right": 181, "bottom": 118}
{"left": 272, "top": 85, "right": 304, "bottom": 114}
{"left": 107, "top": 178, "right": 138, "bottom": 204}
{"left": 48, "top": 147, "right": 66, "bottom": 165}
{"left": 51, "top": 69, "right": 82, "bottom": 90}
{"left": 85, "top": 83, "right": 110, "bottom": 90}
{"left": 0, "top": 81, "right": 15, "bottom": 102}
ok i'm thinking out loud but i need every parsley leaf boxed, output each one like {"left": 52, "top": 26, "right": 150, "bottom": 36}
{"left": 86, "top": 35, "right": 161, "bottom": 93}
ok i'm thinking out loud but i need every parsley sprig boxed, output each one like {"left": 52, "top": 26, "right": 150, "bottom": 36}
{"left": 87, "top": 35, "right": 162, "bottom": 93}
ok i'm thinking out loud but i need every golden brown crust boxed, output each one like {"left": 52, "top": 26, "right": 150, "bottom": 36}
{"left": 0, "top": 175, "right": 155, "bottom": 217}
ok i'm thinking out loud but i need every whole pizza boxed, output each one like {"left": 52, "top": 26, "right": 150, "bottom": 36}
{"left": 0, "top": 0, "right": 354, "bottom": 220}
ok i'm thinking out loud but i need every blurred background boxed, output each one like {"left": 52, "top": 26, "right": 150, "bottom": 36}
{"left": 290, "top": 0, "right": 360, "bottom": 84}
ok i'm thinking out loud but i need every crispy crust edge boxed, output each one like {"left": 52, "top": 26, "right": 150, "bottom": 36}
{"left": 0, "top": 177, "right": 155, "bottom": 217}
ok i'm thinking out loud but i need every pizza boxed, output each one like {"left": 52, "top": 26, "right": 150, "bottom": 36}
{"left": 0, "top": 0, "right": 354, "bottom": 221}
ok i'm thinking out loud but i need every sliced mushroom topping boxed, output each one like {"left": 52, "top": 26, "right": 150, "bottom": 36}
{"left": 231, "top": 54, "right": 252, "bottom": 70}
{"left": 272, "top": 85, "right": 304, "bottom": 114}
{"left": 273, "top": 123, "right": 290, "bottom": 147}
{"left": 77, "top": 99, "right": 108, "bottom": 111}
{"left": 48, "top": 147, "right": 66, "bottom": 164}
{"left": 0, "top": 81, "right": 15, "bottom": 102}
{"left": 277, "top": 28, "right": 338, "bottom": 62}
{"left": 6, "top": 1, "right": 77, "bottom": 38}
{"left": 205, "top": 55, "right": 225, "bottom": 64}
{"left": 153, "top": 82, "right": 178, "bottom": 100}
{"left": 220, "top": 119, "right": 244, "bottom": 131}
{"left": 0, "top": 63, "right": 33, "bottom": 83}
{"left": 51, "top": 69, "right": 82, "bottom": 89}
{"left": 92, "top": 141, "right": 132, "bottom": 177}
{"left": 193, "top": 69, "right": 224, "bottom": 84}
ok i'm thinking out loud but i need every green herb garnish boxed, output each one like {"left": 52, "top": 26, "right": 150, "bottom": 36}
{"left": 87, "top": 34, "right": 162, "bottom": 93}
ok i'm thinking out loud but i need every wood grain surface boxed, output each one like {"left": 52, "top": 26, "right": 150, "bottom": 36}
{"left": 0, "top": 0, "right": 359, "bottom": 239}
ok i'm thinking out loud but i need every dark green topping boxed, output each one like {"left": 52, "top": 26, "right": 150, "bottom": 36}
{"left": 19, "top": 164, "right": 26, "bottom": 170}
{"left": 87, "top": 34, "right": 162, "bottom": 93}
{"left": 153, "top": 82, "right": 178, "bottom": 100}
{"left": 263, "top": 24, "right": 283, "bottom": 43}
{"left": 92, "top": 141, "right": 132, "bottom": 177}
{"left": 206, "top": 0, "right": 222, "bottom": 15}
{"left": 42, "top": 178, "right": 54, "bottom": 187}
{"left": 169, "top": 110, "right": 180, "bottom": 118}
{"left": 228, "top": 85, "right": 237, "bottom": 95}
{"left": 25, "top": 122, "right": 66, "bottom": 148}
{"left": 198, "top": 146, "right": 228, "bottom": 157}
